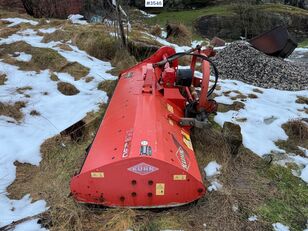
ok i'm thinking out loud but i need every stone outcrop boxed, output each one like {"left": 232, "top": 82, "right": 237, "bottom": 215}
{"left": 194, "top": 7, "right": 308, "bottom": 42}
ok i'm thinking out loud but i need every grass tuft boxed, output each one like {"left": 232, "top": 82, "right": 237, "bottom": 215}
{"left": 150, "top": 24, "right": 162, "bottom": 37}
{"left": 75, "top": 31, "right": 117, "bottom": 61}
{"left": 0, "top": 41, "right": 67, "bottom": 72}
{"left": 57, "top": 82, "right": 80, "bottom": 96}
{"left": 166, "top": 23, "right": 192, "bottom": 46}
{"left": 60, "top": 62, "right": 90, "bottom": 81}
{"left": 43, "top": 30, "right": 73, "bottom": 43}
{"left": 97, "top": 80, "right": 118, "bottom": 98}
{"left": 50, "top": 73, "right": 59, "bottom": 81}
{"left": 0, "top": 101, "right": 26, "bottom": 121}
{"left": 30, "top": 110, "right": 40, "bottom": 116}
{"left": 296, "top": 96, "right": 308, "bottom": 105}
{"left": 218, "top": 101, "right": 245, "bottom": 113}
{"left": 0, "top": 73, "right": 7, "bottom": 85}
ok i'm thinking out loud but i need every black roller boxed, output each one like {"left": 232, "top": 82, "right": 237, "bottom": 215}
{"left": 176, "top": 69, "right": 193, "bottom": 86}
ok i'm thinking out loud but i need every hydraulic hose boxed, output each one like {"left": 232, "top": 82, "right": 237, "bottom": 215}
{"left": 154, "top": 52, "right": 219, "bottom": 97}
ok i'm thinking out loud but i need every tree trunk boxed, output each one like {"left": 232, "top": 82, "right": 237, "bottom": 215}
{"left": 115, "top": 0, "right": 127, "bottom": 48}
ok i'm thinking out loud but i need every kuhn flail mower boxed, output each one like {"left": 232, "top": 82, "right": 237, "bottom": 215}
{"left": 70, "top": 44, "right": 219, "bottom": 208}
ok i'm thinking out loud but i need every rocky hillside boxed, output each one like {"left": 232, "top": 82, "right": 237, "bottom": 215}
{"left": 194, "top": 4, "right": 308, "bottom": 41}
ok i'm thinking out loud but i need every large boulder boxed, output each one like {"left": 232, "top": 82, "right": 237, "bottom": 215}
{"left": 194, "top": 6, "right": 308, "bottom": 42}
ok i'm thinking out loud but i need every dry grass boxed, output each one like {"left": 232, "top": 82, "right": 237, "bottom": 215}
{"left": 166, "top": 23, "right": 192, "bottom": 46}
{"left": 218, "top": 101, "right": 245, "bottom": 113}
{"left": 276, "top": 119, "right": 308, "bottom": 156}
{"left": 56, "top": 44, "right": 73, "bottom": 51}
{"left": 0, "top": 42, "right": 89, "bottom": 80}
{"left": 108, "top": 49, "right": 137, "bottom": 76}
{"left": 0, "top": 101, "right": 26, "bottom": 121}
{"left": 85, "top": 77, "right": 94, "bottom": 83}
{"left": 16, "top": 86, "right": 32, "bottom": 94}
{"left": 253, "top": 88, "right": 263, "bottom": 93}
{"left": 75, "top": 31, "right": 117, "bottom": 61}
{"left": 97, "top": 80, "right": 118, "bottom": 98}
{"left": 43, "top": 30, "right": 73, "bottom": 43}
{"left": 50, "top": 73, "right": 59, "bottom": 81}
{"left": 57, "top": 82, "right": 80, "bottom": 96}
{"left": 296, "top": 96, "right": 308, "bottom": 105}
{"left": 0, "top": 27, "right": 19, "bottom": 38}
{"left": 150, "top": 24, "right": 162, "bottom": 36}
{"left": 60, "top": 62, "right": 90, "bottom": 80}
{"left": 30, "top": 110, "right": 40, "bottom": 116}
{"left": 248, "top": 93, "right": 258, "bottom": 99}
{"left": 0, "top": 41, "right": 67, "bottom": 72}
{"left": 0, "top": 73, "right": 7, "bottom": 85}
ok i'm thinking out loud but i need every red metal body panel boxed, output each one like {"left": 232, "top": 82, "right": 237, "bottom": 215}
{"left": 70, "top": 47, "right": 206, "bottom": 207}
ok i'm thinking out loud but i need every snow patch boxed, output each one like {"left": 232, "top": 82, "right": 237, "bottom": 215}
{"left": 272, "top": 223, "right": 290, "bottom": 231}
{"left": 298, "top": 146, "right": 308, "bottom": 157}
{"left": 14, "top": 219, "right": 47, "bottom": 231}
{"left": 139, "top": 9, "right": 156, "bottom": 18}
{"left": 1, "top": 18, "right": 38, "bottom": 27}
{"left": 204, "top": 161, "right": 222, "bottom": 192}
{"left": 204, "top": 161, "right": 221, "bottom": 178}
{"left": 38, "top": 28, "right": 57, "bottom": 34}
{"left": 207, "top": 180, "right": 223, "bottom": 192}
{"left": 248, "top": 215, "right": 258, "bottom": 221}
{"left": 68, "top": 14, "right": 88, "bottom": 25}
{"left": 14, "top": 52, "right": 32, "bottom": 62}
{"left": 0, "top": 194, "right": 46, "bottom": 228}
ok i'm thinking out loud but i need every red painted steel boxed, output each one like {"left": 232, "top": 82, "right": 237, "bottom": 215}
{"left": 70, "top": 46, "right": 210, "bottom": 208}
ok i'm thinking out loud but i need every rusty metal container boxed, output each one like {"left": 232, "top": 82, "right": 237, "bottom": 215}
{"left": 249, "top": 26, "right": 297, "bottom": 58}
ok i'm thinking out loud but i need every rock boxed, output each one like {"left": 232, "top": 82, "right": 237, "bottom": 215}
{"left": 210, "top": 37, "right": 226, "bottom": 47}
{"left": 222, "top": 122, "right": 242, "bottom": 155}
{"left": 212, "top": 41, "right": 308, "bottom": 91}
{"left": 194, "top": 7, "right": 308, "bottom": 42}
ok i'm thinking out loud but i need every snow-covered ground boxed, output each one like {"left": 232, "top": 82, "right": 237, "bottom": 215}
{"left": 0, "top": 18, "right": 115, "bottom": 230}
{"left": 138, "top": 9, "right": 157, "bottom": 18}
{"left": 213, "top": 79, "right": 308, "bottom": 183}
{"left": 0, "top": 18, "right": 39, "bottom": 27}
{"left": 67, "top": 14, "right": 88, "bottom": 25}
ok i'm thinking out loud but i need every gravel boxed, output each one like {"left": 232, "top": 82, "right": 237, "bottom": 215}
{"left": 212, "top": 41, "right": 308, "bottom": 91}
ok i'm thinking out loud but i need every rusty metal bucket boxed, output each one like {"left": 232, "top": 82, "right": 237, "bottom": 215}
{"left": 249, "top": 26, "right": 297, "bottom": 58}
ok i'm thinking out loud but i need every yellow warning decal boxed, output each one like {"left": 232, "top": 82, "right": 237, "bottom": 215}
{"left": 156, "top": 183, "right": 165, "bottom": 195}
{"left": 181, "top": 130, "right": 193, "bottom": 151}
{"left": 91, "top": 172, "right": 104, "bottom": 178}
{"left": 167, "top": 104, "right": 174, "bottom": 113}
{"left": 183, "top": 138, "right": 193, "bottom": 151}
{"left": 173, "top": 175, "right": 186, "bottom": 180}
{"left": 181, "top": 130, "right": 190, "bottom": 139}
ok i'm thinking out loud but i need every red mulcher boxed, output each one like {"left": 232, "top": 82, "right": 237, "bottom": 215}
{"left": 70, "top": 45, "right": 219, "bottom": 208}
